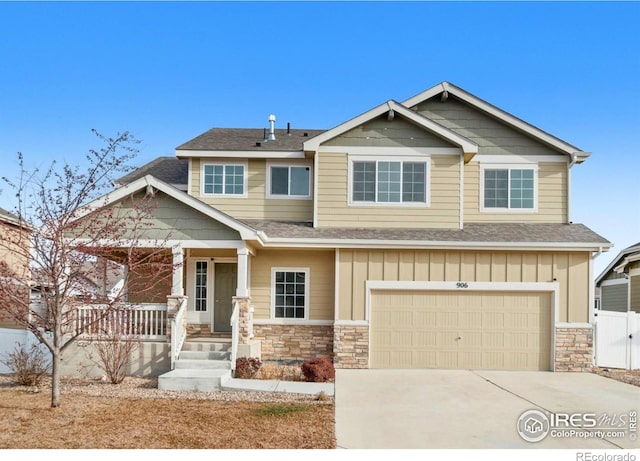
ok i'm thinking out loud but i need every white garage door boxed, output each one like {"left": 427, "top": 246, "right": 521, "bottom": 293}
{"left": 370, "top": 290, "right": 551, "bottom": 371}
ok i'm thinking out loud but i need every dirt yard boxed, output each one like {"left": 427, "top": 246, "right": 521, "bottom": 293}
{"left": 0, "top": 376, "right": 335, "bottom": 449}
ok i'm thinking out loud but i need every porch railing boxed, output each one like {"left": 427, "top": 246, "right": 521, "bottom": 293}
{"left": 230, "top": 299, "right": 239, "bottom": 372}
{"left": 170, "top": 297, "right": 187, "bottom": 370}
{"left": 75, "top": 303, "right": 168, "bottom": 340}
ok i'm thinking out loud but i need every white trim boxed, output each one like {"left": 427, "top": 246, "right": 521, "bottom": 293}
{"left": 600, "top": 278, "right": 629, "bottom": 287}
{"left": 187, "top": 159, "right": 193, "bottom": 196}
{"left": 567, "top": 160, "right": 572, "bottom": 223}
{"left": 347, "top": 155, "right": 431, "bottom": 207}
{"left": 270, "top": 267, "right": 310, "bottom": 321}
{"left": 365, "top": 280, "right": 559, "bottom": 371}
{"left": 475, "top": 155, "right": 568, "bottom": 164}
{"left": 236, "top": 247, "right": 249, "bottom": 297}
{"left": 402, "top": 82, "right": 588, "bottom": 162}
{"left": 265, "top": 160, "right": 313, "bottom": 200}
{"left": 177, "top": 150, "right": 305, "bottom": 159}
{"left": 459, "top": 152, "right": 464, "bottom": 230}
{"left": 303, "top": 100, "right": 478, "bottom": 156}
{"left": 200, "top": 160, "right": 248, "bottom": 199}
{"left": 69, "top": 175, "right": 257, "bottom": 241}
{"left": 73, "top": 239, "right": 248, "bottom": 250}
{"left": 253, "top": 319, "right": 333, "bottom": 326}
{"left": 319, "top": 146, "right": 462, "bottom": 156}
{"left": 588, "top": 253, "right": 595, "bottom": 325}
{"left": 313, "top": 152, "right": 319, "bottom": 227}
{"left": 334, "top": 249, "right": 340, "bottom": 322}
{"left": 596, "top": 245, "right": 640, "bottom": 285}
{"left": 630, "top": 268, "right": 640, "bottom": 277}
{"left": 479, "top": 164, "right": 539, "bottom": 213}
{"left": 555, "top": 322, "right": 593, "bottom": 329}
{"left": 334, "top": 320, "right": 369, "bottom": 326}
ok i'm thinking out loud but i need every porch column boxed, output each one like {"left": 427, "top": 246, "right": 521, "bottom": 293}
{"left": 236, "top": 247, "right": 249, "bottom": 297}
{"left": 172, "top": 245, "right": 184, "bottom": 296}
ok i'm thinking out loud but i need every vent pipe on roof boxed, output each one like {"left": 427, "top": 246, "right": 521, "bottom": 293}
{"left": 268, "top": 114, "right": 276, "bottom": 141}
{"left": 287, "top": 122, "right": 291, "bottom": 136}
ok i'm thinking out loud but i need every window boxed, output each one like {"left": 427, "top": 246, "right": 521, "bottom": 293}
{"left": 202, "top": 163, "right": 245, "bottom": 196}
{"left": 269, "top": 165, "right": 311, "bottom": 198}
{"left": 195, "top": 261, "right": 208, "bottom": 312}
{"left": 272, "top": 269, "right": 308, "bottom": 319}
{"left": 483, "top": 167, "right": 535, "bottom": 210}
{"left": 352, "top": 160, "right": 427, "bottom": 204}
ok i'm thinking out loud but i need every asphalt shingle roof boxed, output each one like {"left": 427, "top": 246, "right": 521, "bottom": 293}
{"left": 0, "top": 207, "right": 19, "bottom": 225}
{"left": 240, "top": 220, "right": 610, "bottom": 245}
{"left": 116, "top": 157, "right": 189, "bottom": 187}
{"left": 176, "top": 128, "right": 326, "bottom": 152}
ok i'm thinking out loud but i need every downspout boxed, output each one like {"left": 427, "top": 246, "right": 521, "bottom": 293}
{"left": 567, "top": 152, "right": 578, "bottom": 223}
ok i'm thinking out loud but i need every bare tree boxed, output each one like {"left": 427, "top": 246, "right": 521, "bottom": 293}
{"left": 0, "top": 131, "right": 173, "bottom": 407}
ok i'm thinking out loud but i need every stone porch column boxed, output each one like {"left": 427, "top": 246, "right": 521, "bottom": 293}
{"left": 232, "top": 296, "right": 253, "bottom": 344}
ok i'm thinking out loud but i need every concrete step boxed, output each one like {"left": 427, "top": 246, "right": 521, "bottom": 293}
{"left": 179, "top": 350, "right": 231, "bottom": 360}
{"left": 182, "top": 339, "right": 231, "bottom": 352}
{"left": 174, "top": 359, "right": 231, "bottom": 370}
{"left": 158, "top": 369, "right": 231, "bottom": 392}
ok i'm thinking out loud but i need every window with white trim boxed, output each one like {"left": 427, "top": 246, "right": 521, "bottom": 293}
{"left": 269, "top": 165, "right": 311, "bottom": 198}
{"left": 482, "top": 166, "right": 536, "bottom": 210}
{"left": 272, "top": 269, "right": 308, "bottom": 319}
{"left": 202, "top": 163, "right": 245, "bottom": 196}
{"left": 351, "top": 159, "right": 427, "bottom": 204}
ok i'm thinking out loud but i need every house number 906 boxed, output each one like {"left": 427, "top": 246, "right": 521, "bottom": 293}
{"left": 456, "top": 282, "right": 469, "bottom": 288}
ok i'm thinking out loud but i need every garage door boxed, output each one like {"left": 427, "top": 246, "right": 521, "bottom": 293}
{"left": 370, "top": 290, "right": 551, "bottom": 371}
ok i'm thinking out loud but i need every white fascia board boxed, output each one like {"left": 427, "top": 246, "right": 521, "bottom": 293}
{"left": 303, "top": 100, "right": 478, "bottom": 156}
{"left": 176, "top": 150, "right": 305, "bottom": 159}
{"left": 68, "top": 238, "right": 247, "bottom": 250}
{"left": 257, "top": 236, "right": 612, "bottom": 252}
{"left": 402, "top": 82, "right": 588, "bottom": 161}
{"left": 71, "top": 175, "right": 258, "bottom": 241}
{"left": 320, "top": 146, "right": 462, "bottom": 156}
{"left": 600, "top": 278, "right": 628, "bottom": 287}
{"left": 475, "top": 154, "right": 568, "bottom": 164}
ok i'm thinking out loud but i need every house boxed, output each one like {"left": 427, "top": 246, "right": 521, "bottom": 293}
{"left": 66, "top": 82, "right": 611, "bottom": 384}
{"left": 593, "top": 242, "right": 640, "bottom": 369}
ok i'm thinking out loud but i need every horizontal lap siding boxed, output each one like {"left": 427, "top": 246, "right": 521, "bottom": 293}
{"left": 338, "top": 250, "right": 590, "bottom": 323}
{"left": 250, "top": 250, "right": 335, "bottom": 321}
{"left": 317, "top": 153, "right": 460, "bottom": 228}
{"left": 601, "top": 284, "right": 628, "bottom": 312}
{"left": 464, "top": 162, "right": 567, "bottom": 223}
{"left": 190, "top": 158, "right": 313, "bottom": 221}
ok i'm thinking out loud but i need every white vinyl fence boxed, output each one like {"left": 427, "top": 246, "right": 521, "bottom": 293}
{"left": 594, "top": 310, "right": 640, "bottom": 369}
{"left": 0, "top": 328, "right": 51, "bottom": 374}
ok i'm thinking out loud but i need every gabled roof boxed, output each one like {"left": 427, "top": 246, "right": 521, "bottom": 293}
{"left": 403, "top": 82, "right": 589, "bottom": 163}
{"left": 303, "top": 99, "right": 478, "bottom": 159}
{"left": 176, "top": 128, "right": 325, "bottom": 157}
{"left": 596, "top": 241, "right": 640, "bottom": 285}
{"left": 115, "top": 157, "right": 188, "bottom": 189}
{"left": 71, "top": 175, "right": 258, "bottom": 241}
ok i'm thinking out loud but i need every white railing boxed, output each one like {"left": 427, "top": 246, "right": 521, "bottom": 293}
{"left": 230, "top": 299, "right": 239, "bottom": 372}
{"left": 76, "top": 303, "right": 168, "bottom": 340}
{"left": 170, "top": 297, "right": 187, "bottom": 370}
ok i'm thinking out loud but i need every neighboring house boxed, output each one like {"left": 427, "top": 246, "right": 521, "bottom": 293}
{"left": 594, "top": 242, "right": 640, "bottom": 369}
{"left": 70, "top": 82, "right": 611, "bottom": 379}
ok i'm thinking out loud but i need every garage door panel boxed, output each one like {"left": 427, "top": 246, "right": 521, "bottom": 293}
{"left": 370, "top": 289, "right": 551, "bottom": 371}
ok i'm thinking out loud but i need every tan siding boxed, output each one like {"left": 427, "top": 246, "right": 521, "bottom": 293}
{"left": 250, "top": 249, "right": 334, "bottom": 321}
{"left": 189, "top": 158, "right": 313, "bottom": 221}
{"left": 464, "top": 162, "right": 567, "bottom": 223}
{"left": 316, "top": 153, "right": 461, "bottom": 228}
{"left": 601, "top": 284, "right": 628, "bottom": 312}
{"left": 338, "top": 250, "right": 591, "bottom": 323}
{"left": 630, "top": 276, "right": 640, "bottom": 313}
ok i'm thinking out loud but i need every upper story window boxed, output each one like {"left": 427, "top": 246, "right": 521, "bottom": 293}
{"left": 351, "top": 159, "right": 428, "bottom": 205}
{"left": 268, "top": 165, "right": 311, "bottom": 199}
{"left": 481, "top": 165, "right": 537, "bottom": 211}
{"left": 202, "top": 162, "right": 246, "bottom": 197}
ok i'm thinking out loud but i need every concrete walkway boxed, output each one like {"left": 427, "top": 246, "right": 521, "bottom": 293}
{"left": 222, "top": 377, "right": 334, "bottom": 395}
{"left": 335, "top": 369, "right": 640, "bottom": 449}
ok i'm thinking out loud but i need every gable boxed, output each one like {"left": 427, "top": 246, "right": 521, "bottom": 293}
{"left": 322, "top": 114, "right": 459, "bottom": 149}
{"left": 415, "top": 96, "right": 565, "bottom": 157}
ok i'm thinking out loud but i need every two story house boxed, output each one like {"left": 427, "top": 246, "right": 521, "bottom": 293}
{"left": 73, "top": 82, "right": 611, "bottom": 378}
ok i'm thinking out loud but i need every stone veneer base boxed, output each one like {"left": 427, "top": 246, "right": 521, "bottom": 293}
{"left": 554, "top": 326, "right": 593, "bottom": 372}
{"left": 252, "top": 324, "right": 333, "bottom": 362}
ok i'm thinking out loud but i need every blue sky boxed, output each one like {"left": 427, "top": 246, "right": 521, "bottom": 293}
{"left": 0, "top": 1, "right": 638, "bottom": 276}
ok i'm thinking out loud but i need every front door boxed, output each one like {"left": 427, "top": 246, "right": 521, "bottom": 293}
{"left": 213, "top": 263, "right": 237, "bottom": 333}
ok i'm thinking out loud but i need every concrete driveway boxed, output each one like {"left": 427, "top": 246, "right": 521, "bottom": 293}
{"left": 335, "top": 369, "right": 640, "bottom": 449}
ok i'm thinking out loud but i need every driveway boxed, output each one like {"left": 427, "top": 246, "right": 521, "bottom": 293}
{"left": 335, "top": 369, "right": 640, "bottom": 449}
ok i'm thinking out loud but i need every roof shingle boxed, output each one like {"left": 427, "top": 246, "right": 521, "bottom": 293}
{"left": 176, "top": 128, "right": 325, "bottom": 152}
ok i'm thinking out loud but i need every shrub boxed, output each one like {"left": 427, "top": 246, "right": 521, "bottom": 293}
{"left": 1, "top": 342, "right": 50, "bottom": 387}
{"left": 235, "top": 357, "right": 262, "bottom": 379}
{"left": 301, "top": 357, "right": 335, "bottom": 383}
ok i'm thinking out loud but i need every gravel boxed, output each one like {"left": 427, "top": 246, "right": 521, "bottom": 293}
{"left": 591, "top": 367, "right": 640, "bottom": 387}
{"left": 0, "top": 374, "right": 333, "bottom": 404}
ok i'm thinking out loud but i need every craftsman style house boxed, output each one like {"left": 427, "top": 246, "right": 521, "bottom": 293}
{"left": 71, "top": 82, "right": 610, "bottom": 384}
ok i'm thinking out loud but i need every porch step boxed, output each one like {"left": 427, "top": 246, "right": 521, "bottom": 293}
{"left": 178, "top": 350, "right": 231, "bottom": 361}
{"left": 174, "top": 359, "right": 231, "bottom": 370}
{"left": 181, "top": 339, "right": 231, "bottom": 352}
{"left": 158, "top": 369, "right": 231, "bottom": 392}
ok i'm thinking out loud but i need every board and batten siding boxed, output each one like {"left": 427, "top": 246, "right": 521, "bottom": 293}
{"left": 338, "top": 249, "right": 590, "bottom": 323}
{"left": 190, "top": 158, "right": 313, "bottom": 221}
{"left": 250, "top": 249, "right": 335, "bottom": 321}
{"left": 463, "top": 161, "right": 568, "bottom": 223}
{"left": 316, "top": 153, "right": 460, "bottom": 228}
